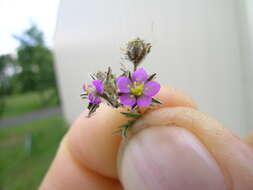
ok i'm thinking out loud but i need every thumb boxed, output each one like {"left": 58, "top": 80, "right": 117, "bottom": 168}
{"left": 118, "top": 126, "right": 226, "bottom": 190}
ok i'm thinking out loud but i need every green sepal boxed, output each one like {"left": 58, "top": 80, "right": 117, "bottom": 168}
{"left": 80, "top": 93, "right": 88, "bottom": 96}
{"left": 90, "top": 74, "right": 96, "bottom": 80}
{"left": 152, "top": 98, "right": 162, "bottom": 104}
{"left": 88, "top": 103, "right": 99, "bottom": 117}
{"left": 120, "top": 112, "right": 141, "bottom": 118}
{"left": 147, "top": 73, "right": 156, "bottom": 81}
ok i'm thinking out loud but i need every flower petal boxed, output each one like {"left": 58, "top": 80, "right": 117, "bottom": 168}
{"left": 88, "top": 93, "right": 94, "bottom": 102}
{"left": 143, "top": 81, "right": 161, "bottom": 96}
{"left": 92, "top": 80, "right": 104, "bottom": 94}
{"left": 88, "top": 93, "right": 101, "bottom": 104}
{"left": 92, "top": 96, "right": 101, "bottom": 104}
{"left": 117, "top": 76, "right": 132, "bottom": 93}
{"left": 137, "top": 95, "right": 152, "bottom": 107}
{"left": 132, "top": 68, "right": 148, "bottom": 83}
{"left": 119, "top": 94, "right": 136, "bottom": 106}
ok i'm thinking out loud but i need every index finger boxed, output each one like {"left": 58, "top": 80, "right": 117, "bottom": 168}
{"left": 40, "top": 85, "right": 197, "bottom": 189}
{"left": 67, "top": 84, "right": 197, "bottom": 178}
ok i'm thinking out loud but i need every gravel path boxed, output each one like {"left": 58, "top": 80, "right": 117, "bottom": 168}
{"left": 0, "top": 106, "right": 62, "bottom": 128}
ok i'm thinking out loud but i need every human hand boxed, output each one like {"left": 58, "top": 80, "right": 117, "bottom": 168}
{"left": 39, "top": 85, "right": 253, "bottom": 190}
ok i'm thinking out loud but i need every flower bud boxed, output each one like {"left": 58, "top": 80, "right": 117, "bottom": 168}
{"left": 125, "top": 38, "right": 151, "bottom": 69}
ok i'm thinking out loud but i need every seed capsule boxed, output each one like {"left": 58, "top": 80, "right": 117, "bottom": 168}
{"left": 125, "top": 38, "right": 151, "bottom": 69}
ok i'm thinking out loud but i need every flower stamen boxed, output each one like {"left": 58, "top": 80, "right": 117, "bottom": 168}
{"left": 131, "top": 82, "right": 144, "bottom": 96}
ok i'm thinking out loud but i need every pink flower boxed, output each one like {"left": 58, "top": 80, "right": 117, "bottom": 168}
{"left": 83, "top": 80, "right": 104, "bottom": 104}
{"left": 117, "top": 68, "right": 160, "bottom": 107}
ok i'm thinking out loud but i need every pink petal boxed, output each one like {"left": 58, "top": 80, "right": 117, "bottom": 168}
{"left": 88, "top": 93, "right": 101, "bottom": 104}
{"left": 132, "top": 68, "right": 148, "bottom": 83}
{"left": 117, "top": 76, "right": 132, "bottom": 93}
{"left": 92, "top": 80, "right": 104, "bottom": 94}
{"left": 119, "top": 94, "right": 136, "bottom": 106}
{"left": 137, "top": 95, "right": 152, "bottom": 107}
{"left": 88, "top": 93, "right": 94, "bottom": 102}
{"left": 143, "top": 81, "right": 161, "bottom": 96}
{"left": 92, "top": 96, "right": 101, "bottom": 104}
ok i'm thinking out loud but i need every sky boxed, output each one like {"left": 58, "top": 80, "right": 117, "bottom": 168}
{"left": 0, "top": 0, "right": 60, "bottom": 55}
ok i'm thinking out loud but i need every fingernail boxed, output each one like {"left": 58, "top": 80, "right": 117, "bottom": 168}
{"left": 119, "top": 126, "right": 226, "bottom": 190}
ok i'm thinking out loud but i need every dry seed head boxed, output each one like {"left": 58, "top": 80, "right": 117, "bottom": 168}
{"left": 125, "top": 38, "right": 151, "bottom": 69}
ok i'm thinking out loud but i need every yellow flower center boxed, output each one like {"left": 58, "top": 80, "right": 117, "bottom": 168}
{"left": 85, "top": 85, "right": 96, "bottom": 94}
{"left": 131, "top": 82, "right": 144, "bottom": 96}
{"left": 84, "top": 85, "right": 89, "bottom": 93}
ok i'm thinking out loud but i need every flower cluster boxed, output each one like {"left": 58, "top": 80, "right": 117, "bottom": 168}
{"left": 83, "top": 80, "right": 104, "bottom": 105}
{"left": 81, "top": 38, "right": 161, "bottom": 136}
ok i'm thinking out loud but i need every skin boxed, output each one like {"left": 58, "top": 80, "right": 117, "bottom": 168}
{"left": 39, "top": 85, "right": 253, "bottom": 190}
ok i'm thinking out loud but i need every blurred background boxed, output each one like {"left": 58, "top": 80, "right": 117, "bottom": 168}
{"left": 0, "top": 0, "right": 253, "bottom": 189}
{"left": 0, "top": 0, "right": 66, "bottom": 189}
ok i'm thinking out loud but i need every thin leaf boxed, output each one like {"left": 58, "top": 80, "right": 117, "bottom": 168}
{"left": 88, "top": 102, "right": 93, "bottom": 109}
{"left": 106, "top": 67, "right": 111, "bottom": 81}
{"left": 88, "top": 104, "right": 99, "bottom": 117}
{"left": 128, "top": 71, "right": 132, "bottom": 82}
{"left": 147, "top": 73, "right": 156, "bottom": 81}
{"left": 131, "top": 104, "right": 138, "bottom": 110}
{"left": 120, "top": 124, "right": 129, "bottom": 138}
{"left": 123, "top": 128, "right": 128, "bottom": 137}
{"left": 146, "top": 44, "right": 152, "bottom": 53}
{"left": 100, "top": 93, "right": 115, "bottom": 107}
{"left": 120, "top": 112, "right": 141, "bottom": 118}
{"left": 152, "top": 98, "right": 162, "bottom": 105}
{"left": 90, "top": 74, "right": 96, "bottom": 80}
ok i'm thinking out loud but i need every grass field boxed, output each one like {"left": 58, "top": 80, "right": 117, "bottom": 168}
{"left": 0, "top": 115, "right": 67, "bottom": 190}
{"left": 1, "top": 90, "right": 59, "bottom": 119}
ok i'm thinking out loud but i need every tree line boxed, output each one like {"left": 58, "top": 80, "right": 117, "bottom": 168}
{"left": 0, "top": 24, "right": 59, "bottom": 116}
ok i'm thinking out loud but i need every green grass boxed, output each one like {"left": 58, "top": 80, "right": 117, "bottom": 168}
{"left": 1, "top": 90, "right": 59, "bottom": 119}
{"left": 0, "top": 115, "right": 67, "bottom": 190}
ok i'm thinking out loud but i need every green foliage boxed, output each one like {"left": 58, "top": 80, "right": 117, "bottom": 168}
{"left": 0, "top": 98, "right": 5, "bottom": 117}
{"left": 0, "top": 54, "right": 14, "bottom": 73}
{"left": 14, "top": 24, "right": 59, "bottom": 105}
{"left": 0, "top": 54, "right": 15, "bottom": 94}
{"left": 1, "top": 89, "right": 58, "bottom": 119}
{"left": 0, "top": 54, "right": 16, "bottom": 115}
{"left": 0, "top": 115, "right": 67, "bottom": 190}
{"left": 120, "top": 112, "right": 141, "bottom": 118}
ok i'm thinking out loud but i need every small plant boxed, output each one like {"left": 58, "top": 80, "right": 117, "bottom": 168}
{"left": 81, "top": 38, "right": 161, "bottom": 137}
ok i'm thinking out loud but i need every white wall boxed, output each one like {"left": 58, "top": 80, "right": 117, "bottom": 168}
{"left": 54, "top": 0, "right": 252, "bottom": 136}
{"left": 237, "top": 0, "right": 253, "bottom": 135}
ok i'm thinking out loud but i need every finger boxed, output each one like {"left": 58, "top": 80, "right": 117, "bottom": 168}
{"left": 118, "top": 126, "right": 226, "bottom": 190}
{"left": 40, "top": 139, "right": 122, "bottom": 190}
{"left": 40, "top": 85, "right": 197, "bottom": 189}
{"left": 119, "top": 107, "right": 253, "bottom": 189}
{"left": 66, "top": 85, "right": 197, "bottom": 179}
{"left": 154, "top": 84, "right": 197, "bottom": 109}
